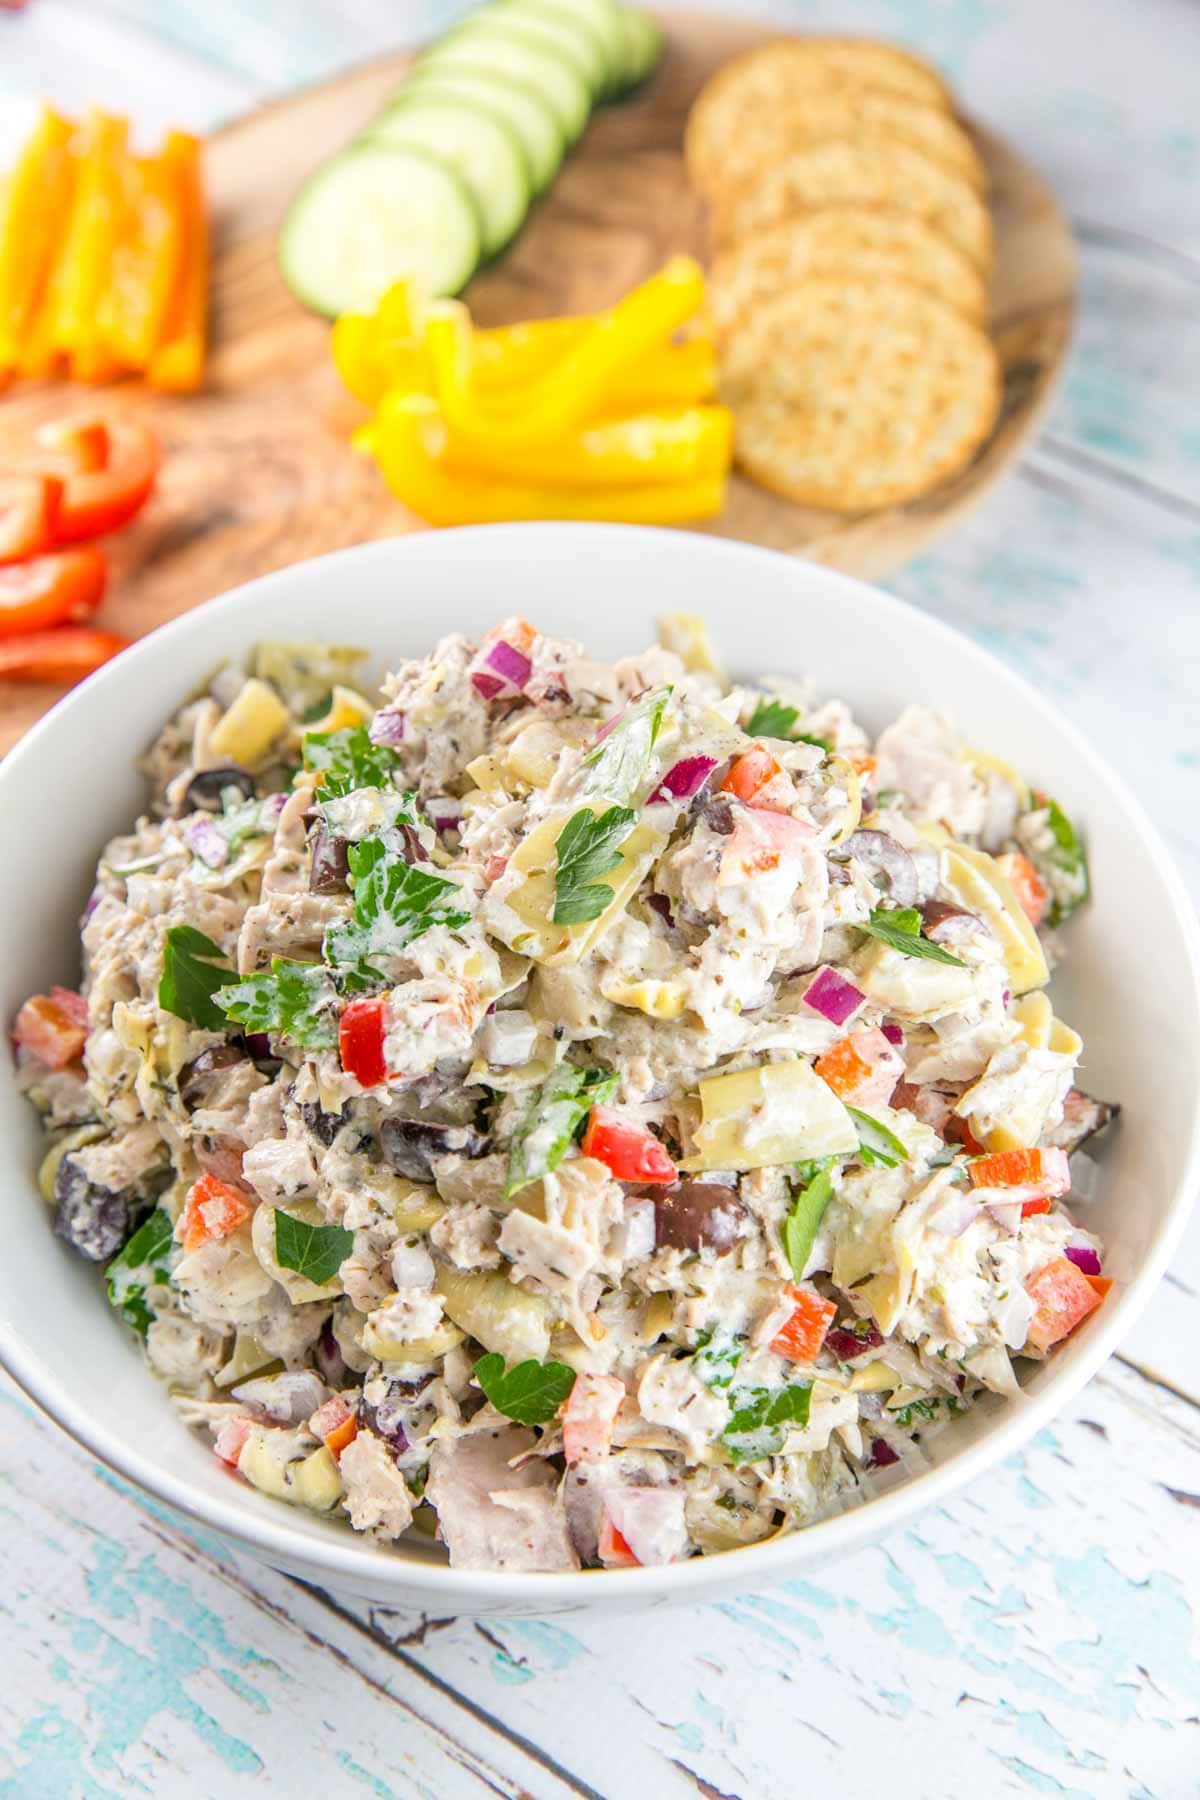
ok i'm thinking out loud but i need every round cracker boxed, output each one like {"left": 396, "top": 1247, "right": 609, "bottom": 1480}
{"left": 710, "top": 207, "right": 989, "bottom": 334}
{"left": 712, "top": 137, "right": 995, "bottom": 271}
{"left": 689, "top": 88, "right": 986, "bottom": 198}
{"left": 686, "top": 37, "right": 954, "bottom": 188}
{"left": 720, "top": 279, "right": 1001, "bottom": 512}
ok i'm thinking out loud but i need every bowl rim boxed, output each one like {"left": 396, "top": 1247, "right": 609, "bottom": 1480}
{"left": 3, "top": 523, "right": 1199, "bottom": 1603}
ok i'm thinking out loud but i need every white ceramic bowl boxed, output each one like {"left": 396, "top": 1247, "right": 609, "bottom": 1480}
{"left": 2, "top": 526, "right": 1198, "bottom": 1617}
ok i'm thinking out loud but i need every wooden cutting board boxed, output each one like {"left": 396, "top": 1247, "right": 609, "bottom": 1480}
{"left": 0, "top": 9, "right": 1076, "bottom": 753}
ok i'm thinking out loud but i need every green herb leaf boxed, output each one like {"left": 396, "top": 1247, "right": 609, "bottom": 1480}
{"left": 861, "top": 906, "right": 967, "bottom": 967}
{"left": 846, "top": 1106, "right": 910, "bottom": 1170}
{"left": 325, "top": 837, "right": 472, "bottom": 985}
{"left": 274, "top": 1211, "right": 354, "bottom": 1286}
{"left": 582, "top": 688, "right": 671, "bottom": 803}
{"left": 796, "top": 732, "right": 832, "bottom": 752}
{"left": 158, "top": 925, "right": 234, "bottom": 1031}
{"left": 783, "top": 1166, "right": 836, "bottom": 1281}
{"left": 506, "top": 1063, "right": 619, "bottom": 1196}
{"left": 1033, "top": 791, "right": 1090, "bottom": 926}
{"left": 746, "top": 697, "right": 799, "bottom": 740}
{"left": 217, "top": 959, "right": 339, "bottom": 1052}
{"left": 552, "top": 805, "right": 636, "bottom": 925}
{"left": 694, "top": 1331, "right": 743, "bottom": 1391}
{"left": 303, "top": 725, "right": 399, "bottom": 800}
{"left": 105, "top": 1208, "right": 175, "bottom": 1338}
{"left": 474, "top": 1351, "right": 576, "bottom": 1426}
{"left": 721, "top": 1381, "right": 813, "bottom": 1465}
{"left": 890, "top": 1393, "right": 965, "bottom": 1429}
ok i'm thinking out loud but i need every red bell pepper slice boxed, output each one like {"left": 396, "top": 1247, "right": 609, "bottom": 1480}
{"left": 597, "top": 1512, "right": 639, "bottom": 1568}
{"left": 1024, "top": 1257, "right": 1107, "bottom": 1354}
{"left": 0, "top": 625, "right": 127, "bottom": 683}
{"left": 580, "top": 1104, "right": 676, "bottom": 1184}
{"left": 13, "top": 986, "right": 88, "bottom": 1067}
{"left": 339, "top": 995, "right": 389, "bottom": 1088}
{"left": 0, "top": 547, "right": 107, "bottom": 636}
{"left": 35, "top": 416, "right": 160, "bottom": 543}
{"left": 180, "top": 1172, "right": 253, "bottom": 1251}
{"left": 771, "top": 1285, "right": 837, "bottom": 1363}
{"left": 0, "top": 474, "right": 63, "bottom": 565}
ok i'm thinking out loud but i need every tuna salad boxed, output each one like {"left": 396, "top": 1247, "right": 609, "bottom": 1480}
{"left": 14, "top": 614, "right": 1117, "bottom": 1571}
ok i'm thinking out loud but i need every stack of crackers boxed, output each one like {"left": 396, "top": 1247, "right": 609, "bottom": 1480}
{"left": 686, "top": 37, "right": 1002, "bottom": 513}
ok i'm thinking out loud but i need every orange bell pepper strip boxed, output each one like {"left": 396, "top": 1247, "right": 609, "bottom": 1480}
{"left": 148, "top": 132, "right": 208, "bottom": 391}
{"left": 442, "top": 405, "right": 732, "bottom": 489}
{"left": 0, "top": 107, "right": 76, "bottom": 373}
{"left": 814, "top": 1027, "right": 903, "bottom": 1107}
{"left": 371, "top": 394, "right": 726, "bottom": 527}
{"left": 180, "top": 1173, "right": 253, "bottom": 1251}
{"left": 426, "top": 256, "right": 707, "bottom": 453}
{"left": 721, "top": 744, "right": 793, "bottom": 809}
{"left": 1024, "top": 1257, "right": 1107, "bottom": 1355}
{"left": 771, "top": 1285, "right": 837, "bottom": 1363}
{"left": 997, "top": 851, "right": 1049, "bottom": 928}
{"left": 13, "top": 989, "right": 88, "bottom": 1068}
{"left": 52, "top": 111, "right": 130, "bottom": 380}
{"left": 98, "top": 145, "right": 185, "bottom": 368}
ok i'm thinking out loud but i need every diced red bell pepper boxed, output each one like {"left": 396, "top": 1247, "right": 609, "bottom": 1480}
{"left": 0, "top": 625, "right": 128, "bottom": 683}
{"left": 721, "top": 744, "right": 793, "bottom": 810}
{"left": 180, "top": 1172, "right": 253, "bottom": 1251}
{"left": 311, "top": 1393, "right": 358, "bottom": 1460}
{"left": 719, "top": 807, "right": 812, "bottom": 881}
{"left": 581, "top": 1104, "right": 676, "bottom": 1184}
{"left": 35, "top": 416, "right": 160, "bottom": 543}
{"left": 0, "top": 547, "right": 107, "bottom": 636}
{"left": 1024, "top": 1257, "right": 1107, "bottom": 1355}
{"left": 213, "top": 1415, "right": 253, "bottom": 1467}
{"left": 815, "top": 1027, "right": 903, "bottom": 1107}
{"left": 13, "top": 987, "right": 88, "bottom": 1067}
{"left": 597, "top": 1511, "right": 640, "bottom": 1568}
{"left": 562, "top": 1372, "right": 623, "bottom": 1465}
{"left": 771, "top": 1284, "right": 837, "bottom": 1364}
{"left": 969, "top": 1147, "right": 1071, "bottom": 1214}
{"left": 339, "top": 995, "right": 389, "bottom": 1088}
{"left": 1001, "top": 852, "right": 1049, "bottom": 928}
{"left": 0, "top": 474, "right": 62, "bottom": 565}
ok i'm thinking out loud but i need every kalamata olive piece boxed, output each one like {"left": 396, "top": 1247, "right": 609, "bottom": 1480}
{"left": 921, "top": 899, "right": 985, "bottom": 944}
{"left": 699, "top": 794, "right": 735, "bottom": 836}
{"left": 651, "top": 1180, "right": 745, "bottom": 1254}
{"left": 179, "top": 1042, "right": 246, "bottom": 1110}
{"left": 53, "top": 1156, "right": 133, "bottom": 1262}
{"left": 300, "top": 1100, "right": 348, "bottom": 1148}
{"left": 309, "top": 824, "right": 350, "bottom": 894}
{"left": 1045, "top": 1087, "right": 1119, "bottom": 1154}
{"left": 836, "top": 830, "right": 918, "bottom": 906}
{"left": 184, "top": 766, "right": 256, "bottom": 813}
{"left": 379, "top": 1118, "right": 489, "bottom": 1180}
{"left": 314, "top": 1318, "right": 349, "bottom": 1387}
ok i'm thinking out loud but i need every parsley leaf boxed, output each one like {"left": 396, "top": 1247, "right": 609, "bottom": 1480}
{"left": 861, "top": 906, "right": 967, "bottom": 967}
{"left": 105, "top": 1209, "right": 175, "bottom": 1338}
{"left": 890, "top": 1394, "right": 964, "bottom": 1429}
{"left": 325, "top": 837, "right": 472, "bottom": 986}
{"left": 552, "top": 805, "right": 636, "bottom": 925}
{"left": 303, "top": 725, "right": 399, "bottom": 799}
{"left": 846, "top": 1106, "right": 910, "bottom": 1170}
{"left": 582, "top": 688, "right": 671, "bottom": 803}
{"left": 722, "top": 1382, "right": 813, "bottom": 1465}
{"left": 474, "top": 1352, "right": 576, "bottom": 1426}
{"left": 746, "top": 697, "right": 799, "bottom": 739}
{"left": 783, "top": 1166, "right": 836, "bottom": 1281}
{"left": 274, "top": 1211, "right": 354, "bottom": 1286}
{"left": 1033, "top": 790, "right": 1090, "bottom": 926}
{"left": 217, "top": 959, "right": 339, "bottom": 1052}
{"left": 507, "top": 1063, "right": 619, "bottom": 1196}
{"left": 694, "top": 1330, "right": 743, "bottom": 1391}
{"left": 796, "top": 732, "right": 832, "bottom": 753}
{"left": 158, "top": 925, "right": 234, "bottom": 1031}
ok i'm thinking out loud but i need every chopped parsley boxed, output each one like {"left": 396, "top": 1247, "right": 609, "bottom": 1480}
{"left": 274, "top": 1211, "right": 354, "bottom": 1286}
{"left": 1033, "top": 791, "right": 1090, "bottom": 926}
{"left": 217, "top": 959, "right": 339, "bottom": 1052}
{"left": 861, "top": 906, "right": 966, "bottom": 967}
{"left": 302, "top": 724, "right": 399, "bottom": 799}
{"left": 506, "top": 1063, "right": 618, "bottom": 1196}
{"left": 694, "top": 1330, "right": 743, "bottom": 1391}
{"left": 324, "top": 837, "right": 472, "bottom": 986}
{"left": 158, "top": 925, "right": 234, "bottom": 1031}
{"left": 783, "top": 1164, "right": 836, "bottom": 1281}
{"left": 551, "top": 805, "right": 636, "bottom": 926}
{"left": 890, "top": 1394, "right": 965, "bottom": 1430}
{"left": 846, "top": 1107, "right": 910, "bottom": 1170}
{"left": 105, "top": 1208, "right": 175, "bottom": 1337}
{"left": 746, "top": 697, "right": 799, "bottom": 739}
{"left": 722, "top": 1382, "right": 813, "bottom": 1465}
{"left": 474, "top": 1352, "right": 576, "bottom": 1426}
{"left": 581, "top": 688, "right": 671, "bottom": 803}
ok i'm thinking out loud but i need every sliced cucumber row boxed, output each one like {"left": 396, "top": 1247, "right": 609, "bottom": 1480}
{"left": 279, "top": 4, "right": 664, "bottom": 317}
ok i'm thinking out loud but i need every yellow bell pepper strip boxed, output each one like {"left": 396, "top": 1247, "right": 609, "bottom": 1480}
{"left": 98, "top": 145, "right": 186, "bottom": 368}
{"left": 442, "top": 404, "right": 733, "bottom": 489}
{"left": 426, "top": 256, "right": 707, "bottom": 454}
{"left": 148, "top": 132, "right": 208, "bottom": 392}
{"left": 52, "top": 112, "right": 129, "bottom": 379}
{"left": 0, "top": 108, "right": 76, "bottom": 372}
{"left": 372, "top": 394, "right": 726, "bottom": 527}
{"left": 604, "top": 338, "right": 717, "bottom": 413}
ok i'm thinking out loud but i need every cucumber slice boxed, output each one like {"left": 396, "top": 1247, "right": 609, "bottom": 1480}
{"left": 394, "top": 65, "right": 564, "bottom": 194}
{"left": 367, "top": 97, "right": 530, "bottom": 257}
{"left": 618, "top": 8, "right": 664, "bottom": 93}
{"left": 421, "top": 21, "right": 591, "bottom": 144}
{"left": 524, "top": 0, "right": 627, "bottom": 98}
{"left": 486, "top": 0, "right": 608, "bottom": 99}
{"left": 279, "top": 144, "right": 480, "bottom": 317}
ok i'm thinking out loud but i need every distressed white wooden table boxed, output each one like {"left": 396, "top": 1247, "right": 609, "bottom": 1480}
{"left": 3, "top": 4, "right": 1199, "bottom": 1796}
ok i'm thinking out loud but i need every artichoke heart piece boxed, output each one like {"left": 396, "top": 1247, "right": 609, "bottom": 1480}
{"left": 389, "top": 1179, "right": 447, "bottom": 1232}
{"left": 488, "top": 806, "right": 666, "bottom": 966}
{"left": 362, "top": 1316, "right": 465, "bottom": 1365}
{"left": 252, "top": 641, "right": 368, "bottom": 714}
{"left": 963, "top": 748, "right": 1031, "bottom": 811}
{"left": 434, "top": 1264, "right": 551, "bottom": 1363}
{"left": 681, "top": 1058, "right": 858, "bottom": 1172}
{"left": 209, "top": 678, "right": 291, "bottom": 766}
{"left": 289, "top": 1445, "right": 344, "bottom": 1511}
{"left": 305, "top": 684, "right": 375, "bottom": 734}
{"left": 853, "top": 940, "right": 977, "bottom": 1017}
{"left": 1011, "top": 991, "right": 1080, "bottom": 1058}
{"left": 656, "top": 611, "right": 723, "bottom": 675}
{"left": 944, "top": 843, "right": 1049, "bottom": 994}
{"left": 599, "top": 974, "right": 688, "bottom": 1019}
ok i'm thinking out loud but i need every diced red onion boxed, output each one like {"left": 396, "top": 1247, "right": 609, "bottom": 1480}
{"left": 802, "top": 966, "right": 865, "bottom": 1027}
{"left": 369, "top": 709, "right": 406, "bottom": 746}
{"left": 486, "top": 638, "right": 533, "bottom": 688}
{"left": 985, "top": 1199, "right": 1024, "bottom": 1236}
{"left": 592, "top": 711, "right": 621, "bottom": 745}
{"left": 429, "top": 796, "right": 462, "bottom": 833}
{"left": 649, "top": 755, "right": 717, "bottom": 803}
{"left": 470, "top": 671, "right": 506, "bottom": 700}
{"left": 259, "top": 792, "right": 287, "bottom": 827}
{"left": 881, "top": 1022, "right": 905, "bottom": 1047}
{"left": 826, "top": 1322, "right": 884, "bottom": 1361}
{"left": 621, "top": 1198, "right": 657, "bottom": 1262}
{"left": 1065, "top": 1244, "right": 1102, "bottom": 1276}
{"left": 931, "top": 1189, "right": 982, "bottom": 1237}
{"left": 868, "top": 1437, "right": 901, "bottom": 1468}
{"left": 186, "top": 816, "right": 229, "bottom": 868}
{"left": 84, "top": 888, "right": 102, "bottom": 922}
